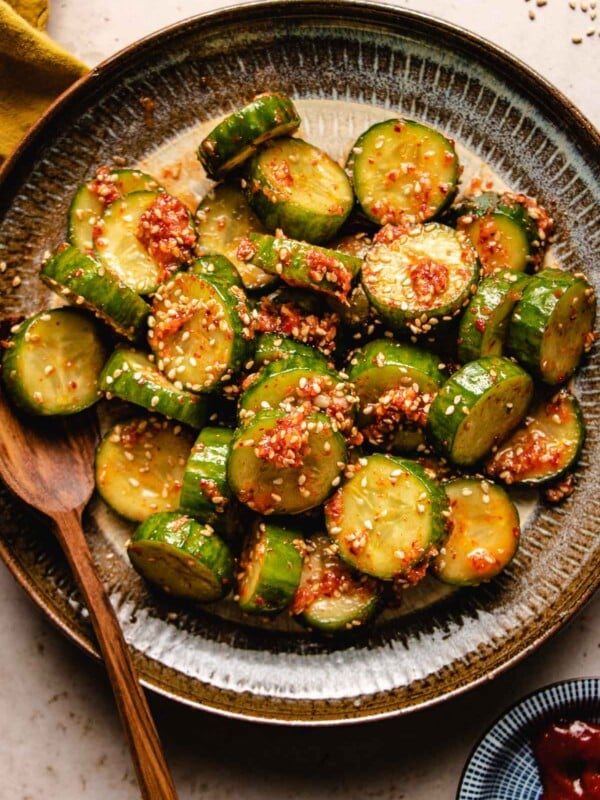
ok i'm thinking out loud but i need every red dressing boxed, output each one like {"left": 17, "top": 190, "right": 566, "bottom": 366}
{"left": 534, "top": 720, "right": 600, "bottom": 799}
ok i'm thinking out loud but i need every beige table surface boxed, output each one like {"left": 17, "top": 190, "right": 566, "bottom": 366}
{"left": 1, "top": 1, "right": 599, "bottom": 798}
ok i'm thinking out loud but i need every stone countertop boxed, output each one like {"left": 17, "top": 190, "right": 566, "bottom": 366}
{"left": 2, "top": 1, "right": 599, "bottom": 798}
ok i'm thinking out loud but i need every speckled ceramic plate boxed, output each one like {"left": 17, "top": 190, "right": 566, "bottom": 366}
{"left": 457, "top": 678, "right": 600, "bottom": 799}
{"left": 0, "top": 1, "right": 598, "bottom": 725}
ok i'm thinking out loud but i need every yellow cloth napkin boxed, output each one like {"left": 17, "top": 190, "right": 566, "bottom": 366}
{"left": 0, "top": 0, "right": 88, "bottom": 161}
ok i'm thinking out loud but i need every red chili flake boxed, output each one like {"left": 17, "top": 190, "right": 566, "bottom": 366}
{"left": 409, "top": 258, "right": 449, "bottom": 307}
{"left": 486, "top": 427, "right": 565, "bottom": 483}
{"left": 255, "top": 407, "right": 312, "bottom": 469}
{"left": 544, "top": 474, "right": 575, "bottom": 503}
{"left": 373, "top": 223, "right": 411, "bottom": 244}
{"left": 474, "top": 318, "right": 487, "bottom": 333}
{"left": 268, "top": 159, "right": 294, "bottom": 188}
{"left": 153, "top": 305, "right": 195, "bottom": 342}
{"left": 253, "top": 296, "right": 339, "bottom": 356}
{"left": 305, "top": 249, "right": 352, "bottom": 301}
{"left": 87, "top": 166, "right": 121, "bottom": 206}
{"left": 136, "top": 193, "right": 196, "bottom": 281}
{"left": 362, "top": 385, "right": 435, "bottom": 447}
{"left": 236, "top": 237, "right": 258, "bottom": 262}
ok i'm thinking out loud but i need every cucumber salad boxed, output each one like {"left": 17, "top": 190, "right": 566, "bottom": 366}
{"left": 2, "top": 91, "right": 595, "bottom": 633}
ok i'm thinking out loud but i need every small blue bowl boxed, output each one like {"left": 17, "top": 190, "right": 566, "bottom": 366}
{"left": 457, "top": 677, "right": 600, "bottom": 800}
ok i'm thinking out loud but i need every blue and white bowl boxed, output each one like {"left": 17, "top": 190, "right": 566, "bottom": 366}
{"left": 458, "top": 677, "right": 600, "bottom": 800}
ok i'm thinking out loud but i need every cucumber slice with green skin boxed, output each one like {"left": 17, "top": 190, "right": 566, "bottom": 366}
{"left": 457, "top": 271, "right": 530, "bottom": 363}
{"left": 449, "top": 191, "right": 552, "bottom": 275}
{"left": 95, "top": 416, "right": 194, "bottom": 522}
{"left": 325, "top": 454, "right": 448, "bottom": 581}
{"left": 128, "top": 511, "right": 234, "bottom": 602}
{"left": 239, "top": 233, "right": 361, "bottom": 303}
{"left": 326, "top": 235, "right": 373, "bottom": 330}
{"left": 228, "top": 408, "right": 347, "bottom": 515}
{"left": 427, "top": 356, "right": 534, "bottom": 467}
{"left": 361, "top": 223, "right": 480, "bottom": 334}
{"left": 95, "top": 191, "right": 196, "bottom": 294}
{"left": 253, "top": 333, "right": 330, "bottom": 369}
{"left": 432, "top": 478, "right": 520, "bottom": 586}
{"left": 245, "top": 137, "right": 354, "bottom": 244}
{"left": 195, "top": 183, "right": 276, "bottom": 290}
{"left": 99, "top": 347, "right": 208, "bottom": 428}
{"left": 348, "top": 339, "right": 447, "bottom": 451}
{"left": 198, "top": 92, "right": 301, "bottom": 178}
{"left": 237, "top": 521, "right": 304, "bottom": 615}
{"left": 347, "top": 118, "right": 459, "bottom": 226}
{"left": 40, "top": 244, "right": 150, "bottom": 341}
{"left": 506, "top": 268, "right": 596, "bottom": 385}
{"left": 485, "top": 390, "right": 585, "bottom": 486}
{"left": 68, "top": 167, "right": 162, "bottom": 253}
{"left": 292, "top": 533, "right": 380, "bottom": 632}
{"left": 189, "top": 254, "right": 243, "bottom": 290}
{"left": 328, "top": 284, "right": 373, "bottom": 331}
{"left": 238, "top": 355, "right": 357, "bottom": 435}
{"left": 2, "top": 308, "right": 108, "bottom": 415}
{"left": 148, "top": 270, "right": 251, "bottom": 393}
{"left": 179, "top": 427, "right": 234, "bottom": 531}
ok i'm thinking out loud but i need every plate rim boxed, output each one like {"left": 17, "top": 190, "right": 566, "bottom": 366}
{"left": 0, "top": 0, "right": 599, "bottom": 726}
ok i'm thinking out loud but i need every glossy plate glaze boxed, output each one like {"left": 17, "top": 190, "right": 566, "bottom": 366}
{"left": 457, "top": 677, "right": 600, "bottom": 799}
{"left": 0, "top": 1, "right": 598, "bottom": 725}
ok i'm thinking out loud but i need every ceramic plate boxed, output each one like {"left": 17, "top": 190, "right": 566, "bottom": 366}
{"left": 0, "top": 1, "right": 599, "bottom": 725}
{"left": 457, "top": 677, "right": 600, "bottom": 799}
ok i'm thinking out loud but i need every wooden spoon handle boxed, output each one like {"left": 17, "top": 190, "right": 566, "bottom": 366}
{"left": 53, "top": 509, "right": 179, "bottom": 800}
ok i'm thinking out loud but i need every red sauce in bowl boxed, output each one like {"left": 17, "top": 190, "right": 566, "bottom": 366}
{"left": 534, "top": 720, "right": 600, "bottom": 799}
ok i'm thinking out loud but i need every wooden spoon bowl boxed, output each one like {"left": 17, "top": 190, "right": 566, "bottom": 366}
{"left": 0, "top": 394, "right": 178, "bottom": 800}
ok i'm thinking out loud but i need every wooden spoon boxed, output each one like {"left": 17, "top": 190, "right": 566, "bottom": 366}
{"left": 0, "top": 395, "right": 178, "bottom": 800}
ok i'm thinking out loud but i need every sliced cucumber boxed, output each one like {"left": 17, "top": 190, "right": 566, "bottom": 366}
{"left": 450, "top": 191, "right": 552, "bottom": 274}
{"left": 485, "top": 390, "right": 585, "bottom": 485}
{"left": 95, "top": 416, "right": 194, "bottom": 522}
{"left": 348, "top": 339, "right": 446, "bottom": 451}
{"left": 325, "top": 454, "right": 448, "bottom": 581}
{"left": 432, "top": 478, "right": 520, "bottom": 586}
{"left": 292, "top": 534, "right": 380, "bottom": 632}
{"left": 189, "top": 254, "right": 243, "bottom": 290}
{"left": 40, "top": 244, "right": 150, "bottom": 341}
{"left": 2, "top": 308, "right": 107, "bottom": 415}
{"left": 179, "top": 427, "right": 234, "bottom": 531}
{"left": 506, "top": 268, "right": 596, "bottom": 385}
{"left": 95, "top": 191, "right": 196, "bottom": 294}
{"left": 253, "top": 289, "right": 340, "bottom": 358}
{"left": 99, "top": 347, "right": 208, "bottom": 428}
{"left": 128, "top": 511, "right": 233, "bottom": 602}
{"left": 427, "top": 356, "right": 534, "bottom": 467}
{"left": 326, "top": 231, "right": 372, "bottom": 331}
{"left": 245, "top": 137, "right": 354, "bottom": 244}
{"left": 253, "top": 333, "right": 330, "bottom": 369}
{"left": 198, "top": 92, "right": 301, "bottom": 178}
{"left": 195, "top": 183, "right": 276, "bottom": 290}
{"left": 68, "top": 167, "right": 162, "bottom": 253}
{"left": 238, "top": 356, "right": 356, "bottom": 435}
{"left": 228, "top": 408, "right": 347, "bottom": 515}
{"left": 239, "top": 233, "right": 361, "bottom": 303}
{"left": 362, "top": 223, "right": 480, "bottom": 333}
{"left": 458, "top": 271, "right": 530, "bottom": 363}
{"left": 347, "top": 118, "right": 459, "bottom": 226}
{"left": 237, "top": 521, "right": 304, "bottom": 615}
{"left": 148, "top": 270, "right": 250, "bottom": 393}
